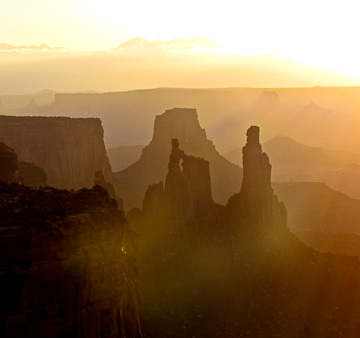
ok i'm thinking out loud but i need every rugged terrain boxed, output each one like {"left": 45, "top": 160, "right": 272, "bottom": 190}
{"left": 0, "top": 182, "right": 142, "bottom": 338}
{"left": 128, "top": 126, "right": 360, "bottom": 338}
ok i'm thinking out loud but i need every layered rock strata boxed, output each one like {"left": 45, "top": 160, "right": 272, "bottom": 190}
{"left": 0, "top": 116, "right": 113, "bottom": 190}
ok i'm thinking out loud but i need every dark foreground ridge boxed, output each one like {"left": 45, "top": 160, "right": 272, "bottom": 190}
{"left": 0, "top": 182, "right": 142, "bottom": 338}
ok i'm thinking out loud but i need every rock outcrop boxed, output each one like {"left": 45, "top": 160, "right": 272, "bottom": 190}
{"left": 0, "top": 183, "right": 142, "bottom": 337}
{"left": 142, "top": 139, "right": 216, "bottom": 221}
{"left": 116, "top": 108, "right": 242, "bottom": 207}
{"left": 18, "top": 161, "right": 47, "bottom": 187}
{"left": 0, "top": 142, "right": 22, "bottom": 183}
{"left": 94, "top": 170, "right": 124, "bottom": 210}
{"left": 227, "top": 126, "right": 287, "bottom": 228}
{"left": 0, "top": 116, "right": 113, "bottom": 190}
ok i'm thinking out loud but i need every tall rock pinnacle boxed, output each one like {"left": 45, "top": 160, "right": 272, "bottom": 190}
{"left": 227, "top": 126, "right": 287, "bottom": 229}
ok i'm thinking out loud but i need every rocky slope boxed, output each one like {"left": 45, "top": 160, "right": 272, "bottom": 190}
{"left": 0, "top": 183, "right": 142, "bottom": 338}
{"left": 115, "top": 108, "right": 242, "bottom": 207}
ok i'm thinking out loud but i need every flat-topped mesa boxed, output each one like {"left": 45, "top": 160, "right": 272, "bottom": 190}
{"left": 227, "top": 126, "right": 287, "bottom": 229}
{"left": 0, "top": 116, "right": 112, "bottom": 190}
{"left": 143, "top": 139, "right": 215, "bottom": 221}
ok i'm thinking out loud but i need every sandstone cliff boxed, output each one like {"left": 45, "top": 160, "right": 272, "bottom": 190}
{"left": 0, "top": 116, "right": 112, "bottom": 190}
{"left": 116, "top": 108, "right": 242, "bottom": 207}
{"left": 0, "top": 183, "right": 142, "bottom": 338}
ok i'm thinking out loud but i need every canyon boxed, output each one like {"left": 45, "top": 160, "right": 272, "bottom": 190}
{"left": 2, "top": 103, "right": 360, "bottom": 336}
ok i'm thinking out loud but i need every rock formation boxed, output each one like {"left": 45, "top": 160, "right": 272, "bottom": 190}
{"left": 227, "top": 126, "right": 287, "bottom": 228}
{"left": 0, "top": 142, "right": 22, "bottom": 183}
{"left": 24, "top": 98, "right": 39, "bottom": 110}
{"left": 131, "top": 125, "right": 360, "bottom": 338}
{"left": 94, "top": 170, "right": 124, "bottom": 210}
{"left": 0, "top": 183, "right": 142, "bottom": 338}
{"left": 116, "top": 108, "right": 242, "bottom": 207}
{"left": 0, "top": 116, "right": 113, "bottom": 190}
{"left": 18, "top": 161, "right": 47, "bottom": 187}
{"left": 142, "top": 139, "right": 216, "bottom": 221}
{"left": 258, "top": 90, "right": 281, "bottom": 112}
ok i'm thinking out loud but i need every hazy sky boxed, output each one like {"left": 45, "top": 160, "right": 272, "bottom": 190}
{"left": 1, "top": 0, "right": 360, "bottom": 76}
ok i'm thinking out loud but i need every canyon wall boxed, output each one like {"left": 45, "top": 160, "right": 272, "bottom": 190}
{"left": 0, "top": 116, "right": 113, "bottom": 190}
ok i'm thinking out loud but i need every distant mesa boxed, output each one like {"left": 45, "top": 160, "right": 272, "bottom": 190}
{"left": 37, "top": 88, "right": 56, "bottom": 94}
{"left": 114, "top": 36, "right": 222, "bottom": 50}
{"left": 258, "top": 90, "right": 281, "bottom": 111}
{"left": 24, "top": 98, "right": 39, "bottom": 110}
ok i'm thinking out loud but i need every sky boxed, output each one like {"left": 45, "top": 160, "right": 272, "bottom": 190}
{"left": 1, "top": 0, "right": 360, "bottom": 80}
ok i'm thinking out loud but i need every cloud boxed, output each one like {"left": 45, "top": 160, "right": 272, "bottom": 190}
{"left": 0, "top": 43, "right": 66, "bottom": 54}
